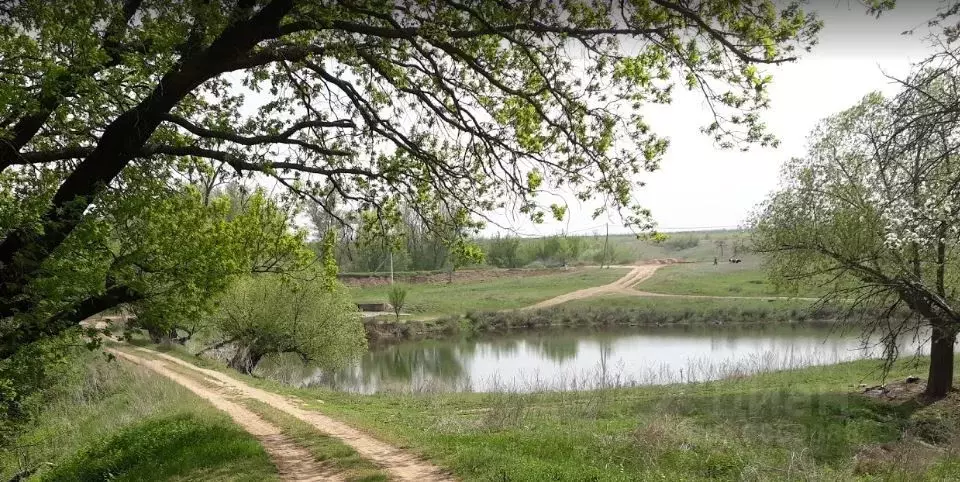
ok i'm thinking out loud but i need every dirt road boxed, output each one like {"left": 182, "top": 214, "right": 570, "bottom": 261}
{"left": 522, "top": 264, "right": 662, "bottom": 310}
{"left": 112, "top": 346, "right": 454, "bottom": 482}
{"left": 522, "top": 263, "right": 819, "bottom": 309}
{"left": 111, "top": 349, "right": 339, "bottom": 482}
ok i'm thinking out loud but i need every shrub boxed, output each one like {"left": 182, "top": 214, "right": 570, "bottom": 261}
{"left": 487, "top": 235, "right": 524, "bottom": 268}
{"left": 663, "top": 235, "right": 700, "bottom": 251}
{"left": 211, "top": 273, "right": 366, "bottom": 374}
{"left": 387, "top": 284, "right": 408, "bottom": 322}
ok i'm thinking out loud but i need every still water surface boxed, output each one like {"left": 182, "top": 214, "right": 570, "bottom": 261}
{"left": 258, "top": 324, "right": 930, "bottom": 393}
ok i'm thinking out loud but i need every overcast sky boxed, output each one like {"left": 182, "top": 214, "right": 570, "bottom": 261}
{"left": 485, "top": 1, "right": 941, "bottom": 237}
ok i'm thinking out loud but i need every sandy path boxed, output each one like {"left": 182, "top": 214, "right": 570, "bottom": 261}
{"left": 522, "top": 265, "right": 662, "bottom": 310}
{"left": 110, "top": 349, "right": 340, "bottom": 482}
{"left": 128, "top": 347, "right": 455, "bottom": 482}
{"left": 522, "top": 263, "right": 822, "bottom": 309}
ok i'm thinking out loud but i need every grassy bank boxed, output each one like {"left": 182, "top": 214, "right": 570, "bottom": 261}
{"left": 363, "top": 294, "right": 842, "bottom": 342}
{"left": 137, "top": 343, "right": 960, "bottom": 481}
{"left": 308, "top": 357, "right": 960, "bottom": 481}
{"left": 0, "top": 352, "right": 278, "bottom": 481}
{"left": 352, "top": 267, "right": 628, "bottom": 318}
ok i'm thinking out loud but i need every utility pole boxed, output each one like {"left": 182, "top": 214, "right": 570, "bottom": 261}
{"left": 389, "top": 249, "right": 394, "bottom": 284}
{"left": 602, "top": 223, "right": 609, "bottom": 269}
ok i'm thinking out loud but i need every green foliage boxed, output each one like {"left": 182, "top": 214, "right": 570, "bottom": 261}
{"left": 128, "top": 188, "right": 311, "bottom": 343}
{"left": 1, "top": 0, "right": 822, "bottom": 368}
{"left": 750, "top": 68, "right": 960, "bottom": 396}
{"left": 387, "top": 284, "right": 408, "bottom": 323}
{"left": 590, "top": 242, "right": 622, "bottom": 266}
{"left": 486, "top": 234, "right": 523, "bottom": 268}
{"left": 212, "top": 273, "right": 366, "bottom": 374}
{"left": 662, "top": 235, "right": 700, "bottom": 251}
{"left": 320, "top": 229, "right": 340, "bottom": 292}
{"left": 0, "top": 335, "right": 84, "bottom": 439}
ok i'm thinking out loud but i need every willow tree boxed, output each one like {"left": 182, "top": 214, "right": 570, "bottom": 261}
{"left": 752, "top": 49, "right": 960, "bottom": 398}
{"left": 0, "top": 0, "right": 820, "bottom": 358}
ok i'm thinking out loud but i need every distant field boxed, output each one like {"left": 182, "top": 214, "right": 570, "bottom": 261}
{"left": 351, "top": 267, "right": 629, "bottom": 317}
{"left": 636, "top": 255, "right": 821, "bottom": 298}
{"left": 607, "top": 229, "right": 750, "bottom": 263}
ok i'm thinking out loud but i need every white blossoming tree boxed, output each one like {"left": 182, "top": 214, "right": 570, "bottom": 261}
{"left": 752, "top": 49, "right": 960, "bottom": 398}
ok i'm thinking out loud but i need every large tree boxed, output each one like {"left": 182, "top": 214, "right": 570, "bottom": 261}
{"left": 752, "top": 47, "right": 960, "bottom": 398}
{"left": 0, "top": 0, "right": 820, "bottom": 357}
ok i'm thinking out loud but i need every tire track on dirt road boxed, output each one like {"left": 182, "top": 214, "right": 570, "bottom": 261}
{"left": 124, "top": 346, "right": 455, "bottom": 482}
{"left": 110, "top": 349, "right": 341, "bottom": 482}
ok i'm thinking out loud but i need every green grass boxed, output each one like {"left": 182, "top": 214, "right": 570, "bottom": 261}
{"left": 452, "top": 294, "right": 842, "bottom": 332}
{"left": 292, "top": 358, "right": 960, "bottom": 481}
{"left": 559, "top": 293, "right": 820, "bottom": 315}
{"left": 638, "top": 256, "right": 822, "bottom": 297}
{"left": 351, "top": 267, "right": 628, "bottom": 317}
{"left": 0, "top": 353, "right": 278, "bottom": 482}
{"left": 137, "top": 342, "right": 960, "bottom": 481}
{"left": 240, "top": 399, "right": 389, "bottom": 482}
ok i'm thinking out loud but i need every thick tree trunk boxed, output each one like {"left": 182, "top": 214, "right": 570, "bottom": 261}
{"left": 228, "top": 345, "right": 264, "bottom": 375}
{"left": 0, "top": 284, "right": 141, "bottom": 360}
{"left": 926, "top": 321, "right": 956, "bottom": 399}
{"left": 0, "top": 0, "right": 296, "bottom": 318}
{"left": 147, "top": 327, "right": 178, "bottom": 345}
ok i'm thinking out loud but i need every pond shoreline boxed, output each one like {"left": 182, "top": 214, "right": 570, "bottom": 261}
{"left": 361, "top": 303, "right": 858, "bottom": 344}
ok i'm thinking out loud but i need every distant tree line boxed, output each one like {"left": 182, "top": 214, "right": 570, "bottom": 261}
{"left": 310, "top": 210, "right": 750, "bottom": 272}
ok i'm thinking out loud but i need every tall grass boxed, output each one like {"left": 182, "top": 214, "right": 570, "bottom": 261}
{"left": 279, "top": 357, "right": 960, "bottom": 481}
{"left": 0, "top": 352, "right": 278, "bottom": 481}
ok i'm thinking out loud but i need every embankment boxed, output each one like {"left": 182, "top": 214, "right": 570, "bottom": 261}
{"left": 362, "top": 296, "right": 855, "bottom": 343}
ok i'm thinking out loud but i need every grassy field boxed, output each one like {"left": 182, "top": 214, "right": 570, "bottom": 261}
{"left": 637, "top": 255, "right": 824, "bottom": 298}
{"left": 0, "top": 352, "right": 278, "bottom": 481}
{"left": 605, "top": 229, "right": 749, "bottom": 263}
{"left": 352, "top": 267, "right": 629, "bottom": 317}
{"left": 138, "top": 344, "right": 960, "bottom": 481}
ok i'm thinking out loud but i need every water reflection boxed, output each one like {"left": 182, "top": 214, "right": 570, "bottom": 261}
{"left": 261, "top": 324, "right": 938, "bottom": 394}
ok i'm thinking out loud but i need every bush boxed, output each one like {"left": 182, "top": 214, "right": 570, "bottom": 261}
{"left": 211, "top": 273, "right": 366, "bottom": 374}
{"left": 387, "top": 284, "right": 408, "bottom": 322}
{"left": 487, "top": 234, "right": 524, "bottom": 268}
{"left": 0, "top": 334, "right": 85, "bottom": 438}
{"left": 663, "top": 235, "right": 700, "bottom": 251}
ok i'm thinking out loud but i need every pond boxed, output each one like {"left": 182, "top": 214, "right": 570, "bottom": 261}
{"left": 257, "top": 324, "right": 935, "bottom": 393}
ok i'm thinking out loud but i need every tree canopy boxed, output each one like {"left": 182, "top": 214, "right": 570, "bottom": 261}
{"left": 0, "top": 0, "right": 821, "bottom": 358}
{"left": 752, "top": 47, "right": 960, "bottom": 397}
{"left": 212, "top": 236, "right": 365, "bottom": 374}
